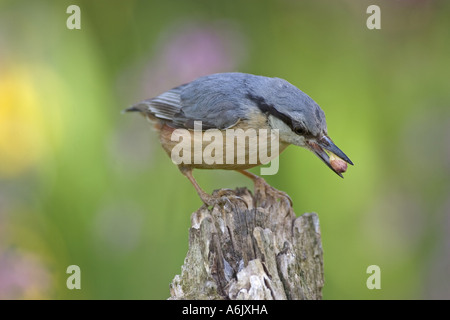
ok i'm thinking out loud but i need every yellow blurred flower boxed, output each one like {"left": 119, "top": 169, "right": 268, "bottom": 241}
{"left": 0, "top": 65, "right": 47, "bottom": 178}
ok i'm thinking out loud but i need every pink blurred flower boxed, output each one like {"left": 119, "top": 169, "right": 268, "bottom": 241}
{"left": 140, "top": 20, "right": 247, "bottom": 96}
{"left": 0, "top": 249, "right": 52, "bottom": 299}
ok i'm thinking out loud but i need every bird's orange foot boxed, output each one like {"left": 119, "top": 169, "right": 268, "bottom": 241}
{"left": 253, "top": 177, "right": 293, "bottom": 207}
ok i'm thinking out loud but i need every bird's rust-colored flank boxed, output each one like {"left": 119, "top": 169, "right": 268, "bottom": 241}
{"left": 157, "top": 120, "right": 289, "bottom": 170}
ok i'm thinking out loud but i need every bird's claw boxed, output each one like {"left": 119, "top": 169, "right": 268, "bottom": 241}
{"left": 254, "top": 178, "right": 293, "bottom": 207}
{"left": 201, "top": 190, "right": 249, "bottom": 209}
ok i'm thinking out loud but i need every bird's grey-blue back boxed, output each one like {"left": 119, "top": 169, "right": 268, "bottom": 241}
{"left": 175, "top": 73, "right": 327, "bottom": 136}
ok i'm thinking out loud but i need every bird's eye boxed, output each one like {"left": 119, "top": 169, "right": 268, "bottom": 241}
{"left": 294, "top": 126, "right": 306, "bottom": 135}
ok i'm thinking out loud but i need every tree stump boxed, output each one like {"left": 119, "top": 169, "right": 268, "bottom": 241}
{"left": 169, "top": 187, "right": 324, "bottom": 300}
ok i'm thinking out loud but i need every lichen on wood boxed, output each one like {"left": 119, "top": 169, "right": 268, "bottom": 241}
{"left": 169, "top": 187, "right": 324, "bottom": 300}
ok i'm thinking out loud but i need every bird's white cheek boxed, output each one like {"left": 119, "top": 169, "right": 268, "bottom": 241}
{"left": 281, "top": 132, "right": 307, "bottom": 147}
{"left": 291, "top": 134, "right": 307, "bottom": 147}
{"left": 268, "top": 115, "right": 307, "bottom": 147}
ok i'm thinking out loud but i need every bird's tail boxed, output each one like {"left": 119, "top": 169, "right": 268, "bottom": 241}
{"left": 122, "top": 104, "right": 146, "bottom": 114}
{"left": 123, "top": 85, "right": 185, "bottom": 121}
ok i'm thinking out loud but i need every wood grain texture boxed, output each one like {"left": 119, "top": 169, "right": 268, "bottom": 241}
{"left": 169, "top": 187, "right": 324, "bottom": 300}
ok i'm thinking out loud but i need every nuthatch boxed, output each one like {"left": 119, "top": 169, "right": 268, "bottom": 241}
{"left": 126, "top": 72, "right": 353, "bottom": 206}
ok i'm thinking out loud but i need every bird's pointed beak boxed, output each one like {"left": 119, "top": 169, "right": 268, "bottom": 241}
{"left": 307, "top": 135, "right": 353, "bottom": 178}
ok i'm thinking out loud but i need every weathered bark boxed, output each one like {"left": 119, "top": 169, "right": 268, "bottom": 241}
{"left": 169, "top": 187, "right": 324, "bottom": 300}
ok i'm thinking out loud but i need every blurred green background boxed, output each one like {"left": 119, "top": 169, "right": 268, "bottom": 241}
{"left": 1, "top": 0, "right": 449, "bottom": 299}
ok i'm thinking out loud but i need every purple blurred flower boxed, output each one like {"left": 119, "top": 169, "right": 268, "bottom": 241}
{"left": 140, "top": 20, "right": 247, "bottom": 96}
{"left": 0, "top": 249, "right": 52, "bottom": 299}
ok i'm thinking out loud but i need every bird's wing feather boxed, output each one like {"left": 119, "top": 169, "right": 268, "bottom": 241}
{"left": 126, "top": 85, "right": 186, "bottom": 122}
{"left": 172, "top": 73, "right": 252, "bottom": 130}
{"left": 128, "top": 73, "right": 260, "bottom": 130}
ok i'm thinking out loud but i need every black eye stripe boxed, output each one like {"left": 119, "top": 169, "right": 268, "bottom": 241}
{"left": 247, "top": 93, "right": 296, "bottom": 130}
